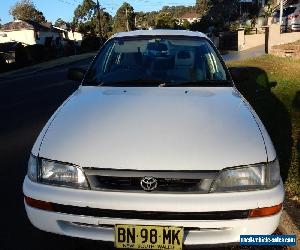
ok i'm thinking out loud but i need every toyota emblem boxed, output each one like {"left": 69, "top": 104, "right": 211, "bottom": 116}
{"left": 140, "top": 176, "right": 158, "bottom": 191}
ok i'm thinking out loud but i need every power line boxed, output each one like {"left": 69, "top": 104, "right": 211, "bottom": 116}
{"left": 55, "top": 0, "right": 77, "bottom": 6}
{"left": 52, "top": 0, "right": 196, "bottom": 18}
{"left": 69, "top": 0, "right": 82, "bottom": 4}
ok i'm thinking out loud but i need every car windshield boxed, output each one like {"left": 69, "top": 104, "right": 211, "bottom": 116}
{"left": 284, "top": 7, "right": 297, "bottom": 16}
{"left": 83, "top": 36, "right": 230, "bottom": 87}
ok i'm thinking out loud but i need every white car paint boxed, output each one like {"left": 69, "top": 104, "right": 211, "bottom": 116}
{"left": 35, "top": 86, "right": 272, "bottom": 171}
{"left": 24, "top": 30, "right": 283, "bottom": 247}
{"left": 24, "top": 176, "right": 284, "bottom": 245}
{"left": 25, "top": 205, "right": 282, "bottom": 245}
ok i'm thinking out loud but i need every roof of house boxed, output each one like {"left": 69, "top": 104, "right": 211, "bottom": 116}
{"left": 0, "top": 20, "right": 53, "bottom": 32}
{"left": 179, "top": 12, "right": 200, "bottom": 19}
{"left": 112, "top": 29, "right": 207, "bottom": 39}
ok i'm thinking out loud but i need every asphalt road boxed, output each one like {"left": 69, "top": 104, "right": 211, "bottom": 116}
{"left": 0, "top": 58, "right": 285, "bottom": 250}
{"left": 0, "top": 57, "right": 112, "bottom": 250}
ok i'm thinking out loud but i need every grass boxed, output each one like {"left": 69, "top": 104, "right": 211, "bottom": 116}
{"left": 227, "top": 55, "right": 300, "bottom": 196}
{"left": 273, "top": 39, "right": 300, "bottom": 50}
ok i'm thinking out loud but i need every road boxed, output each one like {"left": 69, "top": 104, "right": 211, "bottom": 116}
{"left": 0, "top": 58, "right": 285, "bottom": 250}
{"left": 0, "top": 57, "right": 112, "bottom": 250}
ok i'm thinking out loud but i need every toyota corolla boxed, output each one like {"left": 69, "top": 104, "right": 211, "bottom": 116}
{"left": 23, "top": 30, "right": 284, "bottom": 249}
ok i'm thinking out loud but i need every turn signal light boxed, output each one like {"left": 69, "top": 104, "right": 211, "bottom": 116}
{"left": 25, "top": 196, "right": 54, "bottom": 211}
{"left": 249, "top": 204, "right": 282, "bottom": 218}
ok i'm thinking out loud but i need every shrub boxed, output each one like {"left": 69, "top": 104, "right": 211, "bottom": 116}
{"left": 25, "top": 44, "right": 45, "bottom": 63}
{"left": 15, "top": 44, "right": 29, "bottom": 66}
{"left": 0, "top": 53, "right": 7, "bottom": 72}
{"left": 15, "top": 44, "right": 47, "bottom": 66}
{"left": 63, "top": 40, "right": 76, "bottom": 56}
{"left": 80, "top": 36, "right": 101, "bottom": 52}
{"left": 244, "top": 25, "right": 253, "bottom": 35}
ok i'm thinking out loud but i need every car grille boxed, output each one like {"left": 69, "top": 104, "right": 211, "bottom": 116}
{"left": 84, "top": 169, "right": 219, "bottom": 193}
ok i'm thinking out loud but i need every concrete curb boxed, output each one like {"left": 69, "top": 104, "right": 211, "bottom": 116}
{"left": 0, "top": 52, "right": 97, "bottom": 78}
{"left": 278, "top": 210, "right": 300, "bottom": 249}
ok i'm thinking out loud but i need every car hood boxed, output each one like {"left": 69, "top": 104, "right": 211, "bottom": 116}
{"left": 37, "top": 86, "right": 267, "bottom": 171}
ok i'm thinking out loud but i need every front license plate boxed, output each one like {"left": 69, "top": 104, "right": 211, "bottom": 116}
{"left": 115, "top": 224, "right": 183, "bottom": 250}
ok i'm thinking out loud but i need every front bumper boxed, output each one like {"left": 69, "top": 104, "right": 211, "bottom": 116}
{"left": 23, "top": 176, "right": 284, "bottom": 246}
{"left": 291, "top": 23, "right": 300, "bottom": 31}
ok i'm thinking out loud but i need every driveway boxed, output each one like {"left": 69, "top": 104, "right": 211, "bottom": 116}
{"left": 223, "top": 45, "right": 265, "bottom": 62}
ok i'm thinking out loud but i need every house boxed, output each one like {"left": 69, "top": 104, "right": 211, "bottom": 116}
{"left": 178, "top": 12, "right": 201, "bottom": 25}
{"left": 0, "top": 20, "right": 61, "bottom": 46}
{"left": 53, "top": 26, "right": 83, "bottom": 46}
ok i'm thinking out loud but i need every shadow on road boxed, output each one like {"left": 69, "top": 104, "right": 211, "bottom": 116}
{"left": 0, "top": 63, "right": 101, "bottom": 250}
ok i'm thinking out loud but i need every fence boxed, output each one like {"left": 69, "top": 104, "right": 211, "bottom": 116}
{"left": 218, "top": 31, "right": 238, "bottom": 51}
{"left": 265, "top": 23, "right": 300, "bottom": 54}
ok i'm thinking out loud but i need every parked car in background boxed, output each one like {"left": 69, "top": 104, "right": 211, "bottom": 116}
{"left": 273, "top": 3, "right": 300, "bottom": 31}
{"left": 287, "top": 3, "right": 300, "bottom": 31}
{"left": 0, "top": 41, "right": 19, "bottom": 64}
{"left": 23, "top": 30, "right": 284, "bottom": 249}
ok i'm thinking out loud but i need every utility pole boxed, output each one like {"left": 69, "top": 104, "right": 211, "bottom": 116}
{"left": 96, "top": 0, "right": 103, "bottom": 43}
{"left": 125, "top": 8, "right": 129, "bottom": 31}
{"left": 279, "top": 0, "right": 283, "bottom": 26}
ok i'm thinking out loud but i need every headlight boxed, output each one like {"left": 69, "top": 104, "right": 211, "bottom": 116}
{"left": 210, "top": 159, "right": 281, "bottom": 193}
{"left": 27, "top": 155, "right": 89, "bottom": 189}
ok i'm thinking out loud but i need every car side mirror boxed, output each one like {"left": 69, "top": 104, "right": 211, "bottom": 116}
{"left": 67, "top": 67, "right": 86, "bottom": 82}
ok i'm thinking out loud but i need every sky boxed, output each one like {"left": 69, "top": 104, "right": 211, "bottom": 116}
{"left": 0, "top": 0, "right": 196, "bottom": 24}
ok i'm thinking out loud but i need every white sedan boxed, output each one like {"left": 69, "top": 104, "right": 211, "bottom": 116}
{"left": 23, "top": 30, "right": 284, "bottom": 249}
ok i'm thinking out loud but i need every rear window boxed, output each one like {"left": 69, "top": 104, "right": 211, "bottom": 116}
{"left": 284, "top": 7, "right": 297, "bottom": 16}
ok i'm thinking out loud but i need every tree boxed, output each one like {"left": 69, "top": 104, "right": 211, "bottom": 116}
{"left": 74, "top": 0, "right": 96, "bottom": 24}
{"left": 97, "top": 11, "right": 112, "bottom": 38}
{"left": 113, "top": 2, "right": 135, "bottom": 33}
{"left": 195, "top": 0, "right": 211, "bottom": 17}
{"left": 144, "top": 11, "right": 158, "bottom": 28}
{"left": 155, "top": 12, "right": 177, "bottom": 29}
{"left": 161, "top": 5, "right": 195, "bottom": 18}
{"left": 181, "top": 19, "right": 191, "bottom": 30}
{"left": 54, "top": 18, "right": 67, "bottom": 28}
{"left": 263, "top": 0, "right": 277, "bottom": 17}
{"left": 193, "top": 0, "right": 240, "bottom": 32}
{"left": 135, "top": 12, "right": 148, "bottom": 29}
{"left": 73, "top": 0, "right": 112, "bottom": 38}
{"left": 73, "top": 0, "right": 96, "bottom": 34}
{"left": 9, "top": 0, "right": 46, "bottom": 23}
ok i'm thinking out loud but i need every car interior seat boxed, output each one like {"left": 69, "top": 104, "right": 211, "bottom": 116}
{"left": 168, "top": 49, "right": 205, "bottom": 82}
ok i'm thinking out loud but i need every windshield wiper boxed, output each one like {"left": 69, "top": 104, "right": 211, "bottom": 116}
{"left": 99, "top": 79, "right": 168, "bottom": 87}
{"left": 160, "top": 80, "right": 232, "bottom": 87}
{"left": 97, "top": 79, "right": 231, "bottom": 87}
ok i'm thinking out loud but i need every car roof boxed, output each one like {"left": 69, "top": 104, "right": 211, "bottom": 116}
{"left": 111, "top": 29, "right": 208, "bottom": 39}
{"left": 285, "top": 3, "right": 300, "bottom": 8}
